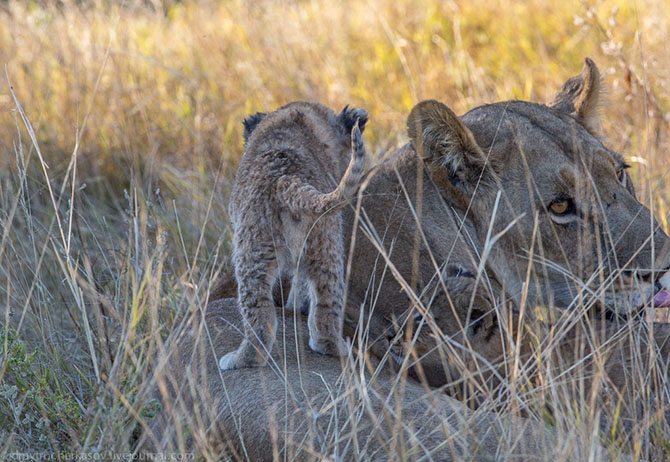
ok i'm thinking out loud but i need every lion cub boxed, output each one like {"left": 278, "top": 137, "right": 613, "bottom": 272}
{"left": 219, "top": 102, "right": 369, "bottom": 370}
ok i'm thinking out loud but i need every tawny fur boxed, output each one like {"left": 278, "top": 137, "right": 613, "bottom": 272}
{"left": 219, "top": 101, "right": 370, "bottom": 370}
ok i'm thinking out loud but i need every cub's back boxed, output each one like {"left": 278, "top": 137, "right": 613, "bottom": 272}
{"left": 230, "top": 103, "right": 351, "bottom": 221}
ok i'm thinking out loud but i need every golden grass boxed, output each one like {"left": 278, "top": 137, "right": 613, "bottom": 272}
{"left": 1, "top": 0, "right": 670, "bottom": 458}
{"left": 1, "top": 0, "right": 668, "bottom": 191}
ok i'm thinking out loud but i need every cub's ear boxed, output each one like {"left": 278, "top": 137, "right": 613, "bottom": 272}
{"left": 337, "top": 106, "right": 368, "bottom": 134}
{"left": 242, "top": 112, "right": 267, "bottom": 142}
{"left": 407, "top": 100, "right": 493, "bottom": 192}
{"left": 549, "top": 58, "right": 602, "bottom": 135}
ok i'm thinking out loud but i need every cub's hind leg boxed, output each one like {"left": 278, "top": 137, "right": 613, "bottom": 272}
{"left": 219, "top": 243, "right": 279, "bottom": 370}
{"left": 304, "top": 216, "right": 349, "bottom": 357}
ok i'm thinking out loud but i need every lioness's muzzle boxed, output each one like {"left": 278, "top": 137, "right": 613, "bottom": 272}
{"left": 652, "top": 272, "right": 670, "bottom": 307}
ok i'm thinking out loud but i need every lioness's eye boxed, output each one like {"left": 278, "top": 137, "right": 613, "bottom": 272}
{"left": 549, "top": 199, "right": 571, "bottom": 215}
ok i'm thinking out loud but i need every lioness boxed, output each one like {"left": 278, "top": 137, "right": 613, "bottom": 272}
{"left": 340, "top": 59, "right": 670, "bottom": 452}
{"left": 219, "top": 102, "right": 369, "bottom": 370}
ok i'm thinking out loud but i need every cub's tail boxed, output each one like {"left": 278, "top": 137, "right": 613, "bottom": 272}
{"left": 320, "top": 120, "right": 367, "bottom": 211}
{"left": 277, "top": 120, "right": 371, "bottom": 216}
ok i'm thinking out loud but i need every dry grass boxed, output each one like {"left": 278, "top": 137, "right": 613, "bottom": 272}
{"left": 0, "top": 0, "right": 669, "bottom": 459}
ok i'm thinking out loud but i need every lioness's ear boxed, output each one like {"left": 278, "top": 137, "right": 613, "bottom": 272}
{"left": 337, "top": 106, "right": 368, "bottom": 134}
{"left": 242, "top": 112, "right": 267, "bottom": 142}
{"left": 407, "top": 100, "right": 492, "bottom": 191}
{"left": 549, "top": 58, "right": 602, "bottom": 134}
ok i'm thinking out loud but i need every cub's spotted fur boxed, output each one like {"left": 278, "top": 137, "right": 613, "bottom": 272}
{"left": 219, "top": 102, "right": 369, "bottom": 370}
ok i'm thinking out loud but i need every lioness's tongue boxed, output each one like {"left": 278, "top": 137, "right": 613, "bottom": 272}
{"left": 654, "top": 273, "right": 670, "bottom": 308}
{"left": 653, "top": 289, "right": 670, "bottom": 308}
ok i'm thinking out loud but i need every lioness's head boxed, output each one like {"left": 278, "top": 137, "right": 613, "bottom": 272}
{"left": 407, "top": 58, "right": 670, "bottom": 315}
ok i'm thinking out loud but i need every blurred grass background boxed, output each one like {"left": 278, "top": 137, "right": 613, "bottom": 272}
{"left": 0, "top": 0, "right": 669, "bottom": 455}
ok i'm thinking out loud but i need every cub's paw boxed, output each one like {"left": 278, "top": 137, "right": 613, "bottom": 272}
{"left": 218, "top": 347, "right": 267, "bottom": 370}
{"left": 218, "top": 351, "right": 242, "bottom": 370}
{"left": 309, "top": 336, "right": 349, "bottom": 357}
